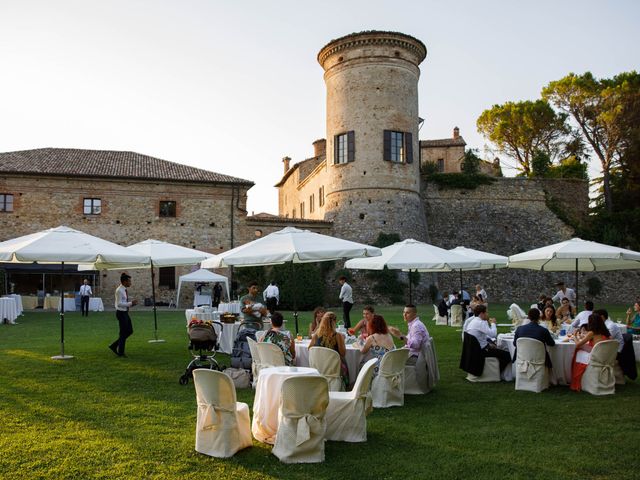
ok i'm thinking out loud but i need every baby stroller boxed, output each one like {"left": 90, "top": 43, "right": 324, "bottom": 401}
{"left": 231, "top": 321, "right": 258, "bottom": 373}
{"left": 179, "top": 319, "right": 224, "bottom": 385}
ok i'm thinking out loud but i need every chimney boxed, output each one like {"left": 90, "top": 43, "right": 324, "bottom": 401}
{"left": 453, "top": 126, "right": 460, "bottom": 139}
{"left": 282, "top": 156, "right": 291, "bottom": 173}
{"left": 312, "top": 138, "right": 326, "bottom": 157}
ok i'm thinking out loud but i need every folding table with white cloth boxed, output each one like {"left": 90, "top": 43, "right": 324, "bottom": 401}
{"left": 88, "top": 298, "right": 104, "bottom": 311}
{"left": 0, "top": 297, "right": 18, "bottom": 324}
{"left": 251, "top": 366, "right": 319, "bottom": 444}
{"left": 3, "top": 294, "right": 23, "bottom": 316}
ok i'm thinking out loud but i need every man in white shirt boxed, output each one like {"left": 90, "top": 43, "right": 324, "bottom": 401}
{"left": 263, "top": 281, "right": 279, "bottom": 314}
{"left": 79, "top": 278, "right": 93, "bottom": 317}
{"left": 596, "top": 308, "right": 624, "bottom": 353}
{"left": 109, "top": 273, "right": 137, "bottom": 357}
{"left": 552, "top": 281, "right": 576, "bottom": 307}
{"left": 466, "top": 305, "right": 511, "bottom": 373}
{"left": 571, "top": 300, "right": 594, "bottom": 329}
{"left": 338, "top": 276, "right": 353, "bottom": 328}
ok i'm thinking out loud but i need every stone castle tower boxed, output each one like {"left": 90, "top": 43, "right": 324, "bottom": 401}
{"left": 316, "top": 31, "right": 429, "bottom": 244}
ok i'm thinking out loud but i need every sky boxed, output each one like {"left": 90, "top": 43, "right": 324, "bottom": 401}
{"left": 1, "top": 0, "right": 638, "bottom": 214}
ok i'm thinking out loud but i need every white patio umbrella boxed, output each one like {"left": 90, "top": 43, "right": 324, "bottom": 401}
{"left": 0, "top": 226, "right": 150, "bottom": 359}
{"left": 345, "top": 239, "right": 481, "bottom": 303}
{"left": 81, "top": 239, "right": 214, "bottom": 342}
{"left": 507, "top": 237, "right": 640, "bottom": 305}
{"left": 449, "top": 246, "right": 508, "bottom": 296}
{"left": 202, "top": 227, "right": 382, "bottom": 333}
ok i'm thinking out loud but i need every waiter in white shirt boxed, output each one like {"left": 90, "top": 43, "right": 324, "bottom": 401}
{"left": 571, "top": 300, "right": 594, "bottom": 329}
{"left": 338, "top": 275, "right": 353, "bottom": 328}
{"left": 552, "top": 281, "right": 576, "bottom": 307}
{"left": 79, "top": 278, "right": 93, "bottom": 317}
{"left": 109, "top": 273, "right": 137, "bottom": 357}
{"left": 263, "top": 281, "right": 279, "bottom": 314}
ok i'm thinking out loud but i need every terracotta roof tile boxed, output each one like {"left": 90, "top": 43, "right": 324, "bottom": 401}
{"left": 420, "top": 137, "right": 466, "bottom": 147}
{"left": 0, "top": 148, "right": 253, "bottom": 185}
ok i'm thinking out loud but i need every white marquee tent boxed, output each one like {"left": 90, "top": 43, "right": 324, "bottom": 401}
{"left": 176, "top": 269, "right": 229, "bottom": 308}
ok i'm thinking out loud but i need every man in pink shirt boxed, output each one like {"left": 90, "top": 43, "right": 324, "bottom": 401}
{"left": 389, "top": 304, "right": 430, "bottom": 365}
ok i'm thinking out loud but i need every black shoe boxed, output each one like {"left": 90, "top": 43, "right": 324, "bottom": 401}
{"left": 108, "top": 344, "right": 119, "bottom": 356}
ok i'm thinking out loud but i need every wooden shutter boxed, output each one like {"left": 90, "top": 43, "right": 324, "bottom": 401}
{"left": 347, "top": 130, "right": 355, "bottom": 162}
{"left": 333, "top": 134, "right": 339, "bottom": 164}
{"left": 405, "top": 132, "right": 413, "bottom": 164}
{"left": 383, "top": 130, "right": 391, "bottom": 161}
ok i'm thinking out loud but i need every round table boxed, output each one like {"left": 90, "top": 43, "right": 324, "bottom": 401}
{"left": 0, "top": 297, "right": 19, "bottom": 324}
{"left": 3, "top": 294, "right": 23, "bottom": 316}
{"left": 295, "top": 339, "right": 364, "bottom": 387}
{"left": 251, "top": 366, "right": 319, "bottom": 444}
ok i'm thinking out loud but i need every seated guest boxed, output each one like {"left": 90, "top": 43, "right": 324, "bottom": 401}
{"left": 468, "top": 295, "right": 484, "bottom": 318}
{"left": 475, "top": 284, "right": 487, "bottom": 303}
{"left": 450, "top": 292, "right": 462, "bottom": 306}
{"left": 308, "top": 306, "right": 326, "bottom": 337}
{"left": 309, "top": 311, "right": 349, "bottom": 389}
{"left": 571, "top": 300, "right": 594, "bottom": 329}
{"left": 536, "top": 294, "right": 547, "bottom": 312}
{"left": 513, "top": 308, "right": 555, "bottom": 368}
{"left": 595, "top": 308, "right": 623, "bottom": 353}
{"left": 540, "top": 305, "right": 559, "bottom": 333}
{"left": 261, "top": 311, "right": 295, "bottom": 366}
{"left": 359, "top": 314, "right": 395, "bottom": 376}
{"left": 626, "top": 301, "right": 640, "bottom": 334}
{"left": 462, "top": 304, "right": 482, "bottom": 340}
{"left": 556, "top": 297, "right": 576, "bottom": 324}
{"left": 389, "top": 304, "right": 430, "bottom": 365}
{"left": 348, "top": 305, "right": 375, "bottom": 338}
{"left": 465, "top": 305, "right": 511, "bottom": 374}
{"left": 570, "top": 313, "right": 610, "bottom": 391}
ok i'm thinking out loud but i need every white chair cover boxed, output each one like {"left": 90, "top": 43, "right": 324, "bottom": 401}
{"left": 404, "top": 338, "right": 440, "bottom": 394}
{"left": 325, "top": 358, "right": 377, "bottom": 442}
{"left": 582, "top": 340, "right": 618, "bottom": 396}
{"left": 515, "top": 338, "right": 549, "bottom": 393}
{"left": 272, "top": 376, "right": 329, "bottom": 463}
{"left": 371, "top": 349, "right": 409, "bottom": 408}
{"left": 433, "top": 304, "right": 447, "bottom": 326}
{"left": 466, "top": 357, "right": 501, "bottom": 382}
{"left": 450, "top": 305, "right": 463, "bottom": 327}
{"left": 192, "top": 369, "right": 252, "bottom": 458}
{"left": 309, "top": 346, "right": 343, "bottom": 392}
{"left": 247, "top": 337, "right": 260, "bottom": 388}
{"left": 256, "top": 342, "right": 286, "bottom": 369}
{"left": 508, "top": 303, "right": 526, "bottom": 326}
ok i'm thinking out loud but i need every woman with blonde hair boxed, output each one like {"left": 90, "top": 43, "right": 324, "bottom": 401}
{"left": 309, "top": 311, "right": 349, "bottom": 388}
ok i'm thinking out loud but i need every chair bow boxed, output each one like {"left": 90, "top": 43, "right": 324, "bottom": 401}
{"left": 591, "top": 361, "right": 614, "bottom": 384}
{"left": 517, "top": 359, "right": 543, "bottom": 379}
{"left": 293, "top": 413, "right": 323, "bottom": 446}
{"left": 197, "top": 402, "right": 235, "bottom": 431}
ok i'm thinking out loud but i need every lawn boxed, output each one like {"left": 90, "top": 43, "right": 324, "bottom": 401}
{"left": 0, "top": 304, "right": 638, "bottom": 480}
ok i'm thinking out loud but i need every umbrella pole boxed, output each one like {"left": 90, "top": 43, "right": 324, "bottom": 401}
{"left": 409, "top": 271, "right": 413, "bottom": 304}
{"left": 459, "top": 269, "right": 463, "bottom": 296}
{"left": 52, "top": 262, "right": 73, "bottom": 360}
{"left": 148, "top": 260, "right": 165, "bottom": 343}
{"left": 292, "top": 263, "right": 299, "bottom": 335}
{"left": 575, "top": 258, "right": 579, "bottom": 307}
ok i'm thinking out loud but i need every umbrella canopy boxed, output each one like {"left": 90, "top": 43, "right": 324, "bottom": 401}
{"left": 507, "top": 238, "right": 640, "bottom": 271}
{"left": 0, "top": 226, "right": 150, "bottom": 359}
{"left": 448, "top": 246, "right": 508, "bottom": 270}
{"left": 0, "top": 225, "right": 150, "bottom": 267}
{"left": 177, "top": 268, "right": 230, "bottom": 308}
{"left": 126, "top": 239, "right": 213, "bottom": 267}
{"left": 202, "top": 226, "right": 382, "bottom": 268}
{"left": 344, "top": 239, "right": 480, "bottom": 271}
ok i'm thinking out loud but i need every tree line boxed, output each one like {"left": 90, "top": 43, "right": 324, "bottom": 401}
{"left": 477, "top": 71, "right": 639, "bottom": 249}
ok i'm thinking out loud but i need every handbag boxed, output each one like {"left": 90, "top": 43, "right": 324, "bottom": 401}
{"left": 223, "top": 367, "right": 250, "bottom": 389}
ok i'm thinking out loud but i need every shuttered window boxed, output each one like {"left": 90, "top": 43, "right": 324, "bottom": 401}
{"left": 383, "top": 130, "right": 413, "bottom": 164}
{"left": 1, "top": 194, "right": 14, "bottom": 212}
{"left": 334, "top": 131, "right": 355, "bottom": 164}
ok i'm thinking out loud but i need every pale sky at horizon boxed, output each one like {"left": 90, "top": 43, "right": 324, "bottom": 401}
{"left": 1, "top": 0, "right": 638, "bottom": 214}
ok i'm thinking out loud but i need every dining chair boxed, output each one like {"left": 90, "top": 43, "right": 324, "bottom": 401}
{"left": 272, "top": 376, "right": 329, "bottom": 463}
{"left": 246, "top": 337, "right": 260, "bottom": 388}
{"left": 324, "top": 358, "right": 377, "bottom": 442}
{"left": 371, "top": 348, "right": 409, "bottom": 408}
{"left": 582, "top": 340, "right": 618, "bottom": 395}
{"left": 433, "top": 304, "right": 447, "bottom": 325}
{"left": 450, "top": 305, "right": 463, "bottom": 327}
{"left": 514, "top": 338, "right": 549, "bottom": 393}
{"left": 255, "top": 342, "right": 286, "bottom": 369}
{"left": 193, "top": 369, "right": 252, "bottom": 458}
{"left": 309, "top": 346, "right": 343, "bottom": 391}
{"left": 404, "top": 339, "right": 439, "bottom": 394}
{"left": 461, "top": 333, "right": 501, "bottom": 382}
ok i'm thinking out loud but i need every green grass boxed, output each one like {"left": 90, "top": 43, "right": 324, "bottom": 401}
{"left": 0, "top": 304, "right": 638, "bottom": 480}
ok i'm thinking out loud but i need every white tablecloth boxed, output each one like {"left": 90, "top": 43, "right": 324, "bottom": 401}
{"left": 219, "top": 322, "right": 241, "bottom": 355}
{"left": 218, "top": 301, "right": 242, "bottom": 314}
{"left": 193, "top": 294, "right": 211, "bottom": 307}
{"left": 57, "top": 298, "right": 76, "bottom": 312}
{"left": 295, "top": 339, "right": 363, "bottom": 387}
{"left": 251, "top": 366, "right": 319, "bottom": 444}
{"left": 0, "top": 297, "right": 18, "bottom": 324}
{"left": 3, "top": 295, "right": 23, "bottom": 316}
{"left": 88, "top": 298, "right": 104, "bottom": 312}
{"left": 498, "top": 333, "right": 576, "bottom": 385}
